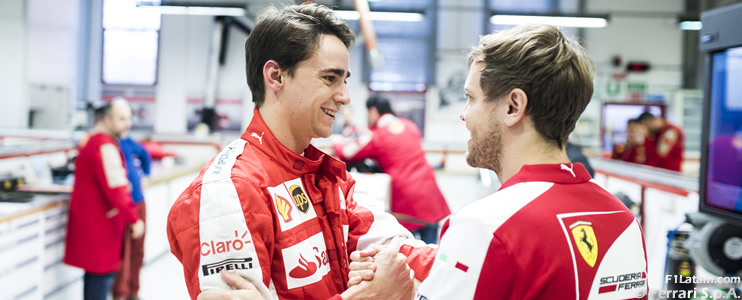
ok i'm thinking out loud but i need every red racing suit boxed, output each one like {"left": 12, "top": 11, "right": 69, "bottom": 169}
{"left": 612, "top": 143, "right": 647, "bottom": 164}
{"left": 167, "top": 109, "right": 434, "bottom": 300}
{"left": 645, "top": 123, "right": 684, "bottom": 172}
{"left": 415, "top": 164, "right": 649, "bottom": 299}
{"left": 333, "top": 113, "right": 451, "bottom": 231}
{"left": 64, "top": 132, "right": 140, "bottom": 273}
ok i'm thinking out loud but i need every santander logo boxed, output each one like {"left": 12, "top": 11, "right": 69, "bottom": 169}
{"left": 289, "top": 247, "right": 328, "bottom": 279}
{"left": 282, "top": 233, "right": 331, "bottom": 289}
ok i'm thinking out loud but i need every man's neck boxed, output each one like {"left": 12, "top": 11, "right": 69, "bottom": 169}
{"left": 258, "top": 104, "right": 310, "bottom": 154}
{"left": 94, "top": 125, "right": 118, "bottom": 141}
{"left": 497, "top": 132, "right": 570, "bottom": 184}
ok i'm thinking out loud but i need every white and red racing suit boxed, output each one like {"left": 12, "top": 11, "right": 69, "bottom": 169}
{"left": 167, "top": 108, "right": 434, "bottom": 300}
{"left": 414, "top": 163, "right": 649, "bottom": 300}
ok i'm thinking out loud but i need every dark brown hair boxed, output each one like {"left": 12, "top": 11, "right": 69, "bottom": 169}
{"left": 245, "top": 4, "right": 355, "bottom": 108}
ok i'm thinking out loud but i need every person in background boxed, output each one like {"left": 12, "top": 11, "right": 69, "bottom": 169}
{"left": 638, "top": 111, "right": 684, "bottom": 172}
{"left": 166, "top": 4, "right": 433, "bottom": 300}
{"left": 111, "top": 98, "right": 152, "bottom": 300}
{"left": 64, "top": 99, "right": 145, "bottom": 300}
{"left": 612, "top": 118, "right": 648, "bottom": 164}
{"left": 332, "top": 95, "right": 451, "bottom": 243}
{"left": 339, "top": 105, "right": 359, "bottom": 139}
{"left": 566, "top": 141, "right": 594, "bottom": 177}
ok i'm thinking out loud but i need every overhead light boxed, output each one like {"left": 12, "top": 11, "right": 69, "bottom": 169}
{"left": 334, "top": 10, "right": 424, "bottom": 22}
{"left": 137, "top": 5, "right": 245, "bottom": 16}
{"left": 679, "top": 21, "right": 702, "bottom": 31}
{"left": 489, "top": 14, "right": 608, "bottom": 28}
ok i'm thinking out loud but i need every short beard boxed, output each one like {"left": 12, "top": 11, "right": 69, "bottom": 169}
{"left": 466, "top": 121, "right": 502, "bottom": 174}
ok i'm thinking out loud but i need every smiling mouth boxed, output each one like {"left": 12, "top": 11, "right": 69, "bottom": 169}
{"left": 321, "top": 108, "right": 335, "bottom": 118}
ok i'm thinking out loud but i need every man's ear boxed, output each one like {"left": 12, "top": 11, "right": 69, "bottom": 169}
{"left": 503, "top": 88, "right": 528, "bottom": 127}
{"left": 263, "top": 60, "right": 284, "bottom": 93}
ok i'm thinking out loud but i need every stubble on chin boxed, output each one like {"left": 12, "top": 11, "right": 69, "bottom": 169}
{"left": 465, "top": 125, "right": 502, "bottom": 174}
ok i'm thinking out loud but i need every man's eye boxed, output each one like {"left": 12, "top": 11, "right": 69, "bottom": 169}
{"left": 324, "top": 76, "right": 336, "bottom": 82}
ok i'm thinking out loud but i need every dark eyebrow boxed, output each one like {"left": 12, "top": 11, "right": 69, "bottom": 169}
{"left": 322, "top": 68, "right": 351, "bottom": 80}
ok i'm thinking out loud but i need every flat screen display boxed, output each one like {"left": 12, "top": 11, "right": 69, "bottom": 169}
{"left": 703, "top": 46, "right": 742, "bottom": 215}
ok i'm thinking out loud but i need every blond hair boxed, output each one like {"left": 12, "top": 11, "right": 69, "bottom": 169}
{"left": 468, "top": 24, "right": 595, "bottom": 148}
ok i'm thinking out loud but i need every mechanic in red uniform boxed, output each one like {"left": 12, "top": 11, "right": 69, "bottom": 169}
{"left": 348, "top": 24, "right": 650, "bottom": 300}
{"left": 612, "top": 118, "right": 648, "bottom": 164}
{"left": 639, "top": 112, "right": 684, "bottom": 172}
{"left": 332, "top": 95, "right": 451, "bottom": 243}
{"left": 64, "top": 100, "right": 145, "bottom": 300}
{"left": 167, "top": 4, "right": 434, "bottom": 300}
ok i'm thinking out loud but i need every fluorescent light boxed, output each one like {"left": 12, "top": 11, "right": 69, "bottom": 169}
{"left": 679, "top": 21, "right": 702, "bottom": 31}
{"left": 490, "top": 14, "right": 608, "bottom": 28}
{"left": 138, "top": 5, "right": 245, "bottom": 16}
{"left": 334, "top": 10, "right": 424, "bottom": 22}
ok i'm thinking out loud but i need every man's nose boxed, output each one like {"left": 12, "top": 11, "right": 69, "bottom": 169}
{"left": 336, "top": 85, "right": 350, "bottom": 106}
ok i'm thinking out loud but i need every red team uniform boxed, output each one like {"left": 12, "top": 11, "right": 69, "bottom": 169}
{"left": 414, "top": 163, "right": 649, "bottom": 299}
{"left": 64, "top": 132, "right": 140, "bottom": 273}
{"left": 645, "top": 123, "right": 684, "bottom": 172}
{"left": 612, "top": 143, "right": 647, "bottom": 164}
{"left": 333, "top": 113, "right": 450, "bottom": 231}
{"left": 167, "top": 109, "right": 433, "bottom": 300}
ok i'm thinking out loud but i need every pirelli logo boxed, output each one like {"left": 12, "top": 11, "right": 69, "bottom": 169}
{"left": 202, "top": 257, "right": 253, "bottom": 276}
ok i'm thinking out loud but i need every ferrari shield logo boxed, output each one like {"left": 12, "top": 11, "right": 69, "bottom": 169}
{"left": 570, "top": 221, "right": 598, "bottom": 267}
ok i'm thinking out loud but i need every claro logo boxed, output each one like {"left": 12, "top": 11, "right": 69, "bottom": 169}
{"left": 201, "top": 230, "right": 252, "bottom": 256}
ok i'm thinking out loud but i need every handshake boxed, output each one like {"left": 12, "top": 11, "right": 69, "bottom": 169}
{"left": 197, "top": 243, "right": 417, "bottom": 300}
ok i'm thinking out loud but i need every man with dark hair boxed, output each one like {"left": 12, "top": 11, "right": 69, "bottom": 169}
{"left": 612, "top": 118, "right": 648, "bottom": 164}
{"left": 349, "top": 24, "right": 649, "bottom": 299}
{"left": 333, "top": 95, "right": 451, "bottom": 243}
{"left": 638, "top": 112, "right": 685, "bottom": 172}
{"left": 167, "top": 4, "right": 430, "bottom": 300}
{"left": 65, "top": 99, "right": 145, "bottom": 300}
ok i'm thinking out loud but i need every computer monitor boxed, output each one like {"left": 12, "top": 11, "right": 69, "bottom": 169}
{"left": 601, "top": 102, "right": 664, "bottom": 153}
{"left": 699, "top": 2, "right": 742, "bottom": 224}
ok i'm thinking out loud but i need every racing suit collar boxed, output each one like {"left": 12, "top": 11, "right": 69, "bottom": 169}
{"left": 241, "top": 108, "right": 347, "bottom": 180}
{"left": 499, "top": 163, "right": 592, "bottom": 190}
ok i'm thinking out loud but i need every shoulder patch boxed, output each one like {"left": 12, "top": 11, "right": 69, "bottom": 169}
{"left": 657, "top": 129, "right": 678, "bottom": 157}
{"left": 388, "top": 120, "right": 405, "bottom": 135}
{"left": 100, "top": 143, "right": 128, "bottom": 188}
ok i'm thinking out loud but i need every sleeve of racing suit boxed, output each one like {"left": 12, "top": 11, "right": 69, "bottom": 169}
{"left": 343, "top": 177, "right": 437, "bottom": 282}
{"left": 96, "top": 142, "right": 139, "bottom": 224}
{"left": 416, "top": 233, "right": 515, "bottom": 299}
{"left": 333, "top": 131, "right": 375, "bottom": 163}
{"left": 167, "top": 176, "right": 275, "bottom": 300}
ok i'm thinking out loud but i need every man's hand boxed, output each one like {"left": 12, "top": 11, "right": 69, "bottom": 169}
{"left": 342, "top": 245, "right": 415, "bottom": 300}
{"left": 197, "top": 271, "right": 264, "bottom": 300}
{"left": 347, "top": 244, "right": 381, "bottom": 287}
{"left": 130, "top": 219, "right": 145, "bottom": 239}
{"left": 140, "top": 177, "right": 150, "bottom": 190}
